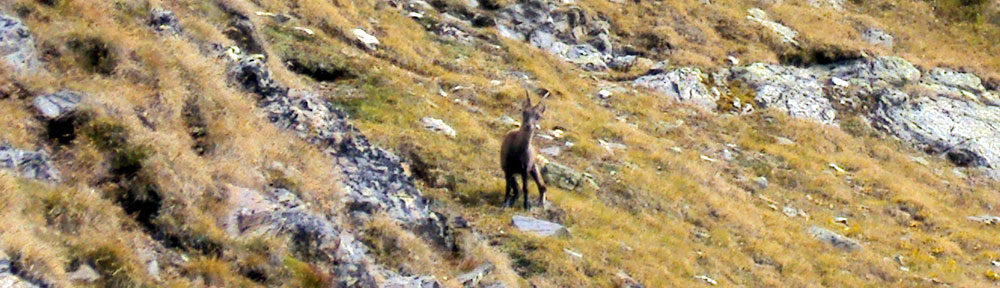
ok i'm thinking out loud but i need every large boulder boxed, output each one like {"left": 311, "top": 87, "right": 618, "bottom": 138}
{"left": 870, "top": 88, "right": 1000, "bottom": 169}
{"left": 0, "top": 13, "right": 40, "bottom": 71}
{"left": 730, "top": 63, "right": 836, "bottom": 125}
{"left": 0, "top": 144, "right": 60, "bottom": 182}
{"left": 634, "top": 67, "right": 717, "bottom": 110}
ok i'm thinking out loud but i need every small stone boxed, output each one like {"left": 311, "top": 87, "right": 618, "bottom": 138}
{"left": 808, "top": 226, "right": 862, "bottom": 251}
{"left": 831, "top": 77, "right": 850, "bottom": 87}
{"left": 511, "top": 215, "right": 568, "bottom": 237}
{"left": 33, "top": 90, "right": 83, "bottom": 119}
{"left": 726, "top": 56, "right": 740, "bottom": 66}
{"left": 351, "top": 28, "right": 380, "bottom": 50}
{"left": 753, "top": 176, "right": 769, "bottom": 189}
{"left": 616, "top": 271, "right": 645, "bottom": 288}
{"left": 694, "top": 275, "right": 718, "bottom": 285}
{"left": 828, "top": 163, "right": 847, "bottom": 174}
{"left": 69, "top": 264, "right": 100, "bottom": 283}
{"left": 564, "top": 248, "right": 583, "bottom": 259}
{"left": 420, "top": 117, "right": 457, "bottom": 137}
{"left": 499, "top": 115, "right": 520, "bottom": 127}
{"left": 293, "top": 26, "right": 315, "bottom": 36}
{"left": 968, "top": 215, "right": 1000, "bottom": 225}
{"left": 598, "top": 89, "right": 613, "bottom": 99}
{"left": 774, "top": 136, "right": 795, "bottom": 145}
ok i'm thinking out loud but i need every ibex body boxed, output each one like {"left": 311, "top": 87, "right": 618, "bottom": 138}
{"left": 500, "top": 93, "right": 547, "bottom": 209}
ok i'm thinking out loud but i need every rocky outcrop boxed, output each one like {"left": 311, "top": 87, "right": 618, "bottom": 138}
{"left": 227, "top": 46, "right": 452, "bottom": 247}
{"left": 870, "top": 87, "right": 1000, "bottom": 169}
{"left": 634, "top": 68, "right": 717, "bottom": 110}
{"left": 730, "top": 63, "right": 836, "bottom": 125}
{"left": 827, "top": 56, "right": 920, "bottom": 90}
{"left": 0, "top": 144, "right": 60, "bottom": 182}
{"left": 0, "top": 13, "right": 41, "bottom": 71}
{"left": 496, "top": 0, "right": 619, "bottom": 71}
{"left": 224, "top": 186, "right": 381, "bottom": 286}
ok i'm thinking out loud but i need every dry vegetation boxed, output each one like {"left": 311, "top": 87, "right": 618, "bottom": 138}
{"left": 3, "top": 0, "right": 1000, "bottom": 287}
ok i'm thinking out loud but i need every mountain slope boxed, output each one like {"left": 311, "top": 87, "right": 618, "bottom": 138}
{"left": 2, "top": 0, "right": 1000, "bottom": 287}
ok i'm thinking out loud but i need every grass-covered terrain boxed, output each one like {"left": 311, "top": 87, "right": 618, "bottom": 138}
{"left": 4, "top": 0, "right": 1000, "bottom": 287}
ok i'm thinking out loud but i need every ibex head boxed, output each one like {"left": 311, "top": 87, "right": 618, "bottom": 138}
{"left": 521, "top": 91, "right": 546, "bottom": 131}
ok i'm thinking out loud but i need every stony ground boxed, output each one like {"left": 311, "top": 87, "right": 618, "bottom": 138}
{"left": 4, "top": 0, "right": 1000, "bottom": 287}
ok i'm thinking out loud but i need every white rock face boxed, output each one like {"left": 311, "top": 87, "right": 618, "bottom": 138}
{"left": 730, "top": 63, "right": 836, "bottom": 125}
{"left": 746, "top": 8, "right": 798, "bottom": 46}
{"left": 634, "top": 67, "right": 717, "bottom": 110}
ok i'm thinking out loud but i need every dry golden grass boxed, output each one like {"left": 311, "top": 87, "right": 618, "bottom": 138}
{"left": 3, "top": 0, "right": 1000, "bottom": 286}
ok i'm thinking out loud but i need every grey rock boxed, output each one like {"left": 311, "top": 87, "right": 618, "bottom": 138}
{"left": 0, "top": 251, "right": 39, "bottom": 288}
{"left": 861, "top": 28, "right": 893, "bottom": 48}
{"left": 32, "top": 90, "right": 83, "bottom": 119}
{"left": 421, "top": 117, "right": 457, "bottom": 138}
{"left": 511, "top": 215, "right": 568, "bottom": 237}
{"left": 807, "top": 0, "right": 844, "bottom": 10}
{"left": 921, "top": 68, "right": 987, "bottom": 97}
{"left": 68, "top": 264, "right": 100, "bottom": 283}
{"left": 0, "top": 144, "right": 60, "bottom": 182}
{"left": 150, "top": 8, "right": 182, "bottom": 34}
{"left": 829, "top": 56, "right": 920, "bottom": 88}
{"left": 870, "top": 87, "right": 1000, "bottom": 169}
{"left": 382, "top": 275, "right": 441, "bottom": 288}
{"left": 968, "top": 215, "right": 1000, "bottom": 225}
{"left": 753, "top": 176, "right": 768, "bottom": 189}
{"left": 352, "top": 28, "right": 380, "bottom": 50}
{"left": 746, "top": 8, "right": 798, "bottom": 46}
{"left": 616, "top": 270, "right": 645, "bottom": 288}
{"left": 635, "top": 67, "right": 717, "bottom": 110}
{"left": 542, "top": 162, "right": 598, "bottom": 191}
{"left": 608, "top": 55, "right": 636, "bottom": 71}
{"left": 457, "top": 263, "right": 493, "bottom": 287}
{"left": 807, "top": 226, "right": 861, "bottom": 251}
{"left": 731, "top": 63, "right": 836, "bottom": 124}
{"left": 496, "top": 0, "right": 615, "bottom": 71}
{"left": 0, "top": 13, "right": 41, "bottom": 71}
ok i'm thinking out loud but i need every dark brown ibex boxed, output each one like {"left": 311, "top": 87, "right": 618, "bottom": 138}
{"left": 500, "top": 91, "right": 547, "bottom": 209}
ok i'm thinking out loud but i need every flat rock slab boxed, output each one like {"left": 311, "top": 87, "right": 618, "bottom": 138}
{"left": 808, "top": 226, "right": 861, "bottom": 251}
{"left": 511, "top": 215, "right": 568, "bottom": 237}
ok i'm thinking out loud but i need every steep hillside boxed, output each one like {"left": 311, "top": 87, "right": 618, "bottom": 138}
{"left": 3, "top": 0, "right": 1000, "bottom": 287}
